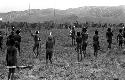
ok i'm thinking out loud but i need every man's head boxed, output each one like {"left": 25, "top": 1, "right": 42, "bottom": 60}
{"left": 107, "top": 28, "right": 111, "bottom": 32}
{"left": 82, "top": 27, "right": 87, "bottom": 32}
{"left": 72, "top": 26, "right": 75, "bottom": 30}
{"left": 119, "top": 29, "right": 122, "bottom": 33}
{"left": 35, "top": 31, "right": 39, "bottom": 34}
{"left": 48, "top": 32, "right": 53, "bottom": 41}
{"left": 77, "top": 32, "right": 81, "bottom": 36}
{"left": 95, "top": 30, "right": 98, "bottom": 35}
{"left": 12, "top": 26, "right": 15, "bottom": 31}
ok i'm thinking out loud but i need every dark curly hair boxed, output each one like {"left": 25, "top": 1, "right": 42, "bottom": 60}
{"left": 95, "top": 30, "right": 98, "bottom": 35}
{"left": 107, "top": 28, "right": 111, "bottom": 32}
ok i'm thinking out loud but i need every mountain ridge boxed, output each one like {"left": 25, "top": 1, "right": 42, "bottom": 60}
{"left": 0, "top": 6, "right": 125, "bottom": 23}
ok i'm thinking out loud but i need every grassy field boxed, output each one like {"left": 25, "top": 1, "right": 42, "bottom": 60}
{"left": 0, "top": 27, "right": 125, "bottom": 80}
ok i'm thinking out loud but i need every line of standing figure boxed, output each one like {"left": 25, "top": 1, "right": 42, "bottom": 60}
{"left": 2, "top": 26, "right": 55, "bottom": 80}
{"left": 1, "top": 25, "right": 125, "bottom": 80}
{"left": 70, "top": 26, "right": 125, "bottom": 62}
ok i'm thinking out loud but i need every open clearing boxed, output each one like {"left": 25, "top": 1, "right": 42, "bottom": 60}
{"left": 0, "top": 27, "right": 125, "bottom": 80}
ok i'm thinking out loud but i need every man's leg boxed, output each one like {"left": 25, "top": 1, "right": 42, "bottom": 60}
{"left": 119, "top": 41, "right": 121, "bottom": 49}
{"left": 124, "top": 39, "right": 125, "bottom": 46}
{"left": 96, "top": 50, "right": 98, "bottom": 57}
{"left": 0, "top": 43, "right": 2, "bottom": 51}
{"left": 77, "top": 51, "right": 80, "bottom": 62}
{"left": 110, "top": 40, "right": 112, "bottom": 49}
{"left": 17, "top": 44, "right": 21, "bottom": 56}
{"left": 108, "top": 42, "right": 111, "bottom": 49}
{"left": 76, "top": 44, "right": 79, "bottom": 52}
{"left": 83, "top": 50, "right": 85, "bottom": 58}
{"left": 46, "top": 51, "right": 49, "bottom": 64}
{"left": 107, "top": 40, "right": 110, "bottom": 49}
{"left": 108, "top": 42, "right": 109, "bottom": 48}
{"left": 79, "top": 49, "right": 82, "bottom": 61}
{"left": 120, "top": 41, "right": 123, "bottom": 49}
{"left": 83, "top": 47, "right": 86, "bottom": 58}
{"left": 8, "top": 69, "right": 11, "bottom": 80}
{"left": 36, "top": 45, "right": 39, "bottom": 57}
{"left": 11, "top": 67, "right": 15, "bottom": 80}
{"left": 74, "top": 38, "right": 75, "bottom": 45}
{"left": 49, "top": 52, "right": 53, "bottom": 64}
{"left": 11, "top": 73, "right": 14, "bottom": 80}
{"left": 72, "top": 37, "right": 74, "bottom": 45}
{"left": 94, "top": 51, "right": 97, "bottom": 57}
{"left": 94, "top": 51, "right": 95, "bottom": 57}
{"left": 94, "top": 46, "right": 97, "bottom": 57}
{"left": 8, "top": 68, "right": 15, "bottom": 80}
{"left": 80, "top": 46, "right": 82, "bottom": 60}
{"left": 33, "top": 44, "right": 37, "bottom": 54}
{"left": 110, "top": 43, "right": 111, "bottom": 49}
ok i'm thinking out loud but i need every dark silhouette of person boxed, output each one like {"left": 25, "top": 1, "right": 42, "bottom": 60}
{"left": 0, "top": 31, "right": 3, "bottom": 51}
{"left": 30, "top": 30, "right": 41, "bottom": 57}
{"left": 106, "top": 28, "right": 113, "bottom": 49}
{"left": 6, "top": 39, "right": 17, "bottom": 80}
{"left": 123, "top": 27, "right": 125, "bottom": 45}
{"left": 117, "top": 29, "right": 123, "bottom": 49}
{"left": 70, "top": 26, "right": 76, "bottom": 45}
{"left": 81, "top": 27, "right": 88, "bottom": 57}
{"left": 46, "top": 32, "right": 55, "bottom": 64}
{"left": 76, "top": 32, "right": 82, "bottom": 61}
{"left": 93, "top": 30, "right": 99, "bottom": 57}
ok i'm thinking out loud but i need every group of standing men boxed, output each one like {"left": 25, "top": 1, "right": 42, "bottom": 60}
{"left": 1, "top": 24, "right": 125, "bottom": 80}
{"left": 1, "top": 26, "right": 55, "bottom": 80}
{"left": 70, "top": 26, "right": 125, "bottom": 62}
{"left": 5, "top": 26, "right": 21, "bottom": 80}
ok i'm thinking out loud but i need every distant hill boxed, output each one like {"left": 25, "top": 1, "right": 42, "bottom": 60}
{"left": 0, "top": 6, "right": 125, "bottom": 23}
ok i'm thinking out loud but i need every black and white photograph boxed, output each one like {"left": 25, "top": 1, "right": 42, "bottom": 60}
{"left": 0, "top": 0, "right": 125, "bottom": 80}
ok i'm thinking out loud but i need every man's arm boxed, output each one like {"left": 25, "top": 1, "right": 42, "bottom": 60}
{"left": 117, "top": 35, "right": 119, "bottom": 43}
{"left": 46, "top": 41, "right": 48, "bottom": 49}
{"left": 53, "top": 37, "right": 55, "bottom": 45}
{"left": 106, "top": 33, "right": 108, "bottom": 39}
{"left": 6, "top": 49, "right": 8, "bottom": 62}
{"left": 112, "top": 32, "right": 113, "bottom": 36}
{"left": 1, "top": 36, "right": 3, "bottom": 43}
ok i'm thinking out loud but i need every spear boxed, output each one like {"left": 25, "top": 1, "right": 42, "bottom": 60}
{"left": 6, "top": 65, "right": 33, "bottom": 70}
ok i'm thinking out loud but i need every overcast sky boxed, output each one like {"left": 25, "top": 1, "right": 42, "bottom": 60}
{"left": 0, "top": 0, "right": 125, "bottom": 13}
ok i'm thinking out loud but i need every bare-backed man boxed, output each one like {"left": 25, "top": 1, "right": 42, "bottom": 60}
{"left": 30, "top": 30, "right": 41, "bottom": 57}
{"left": 46, "top": 32, "right": 55, "bottom": 64}
{"left": 6, "top": 39, "right": 17, "bottom": 80}
{"left": 106, "top": 28, "right": 113, "bottom": 49}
